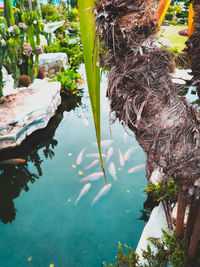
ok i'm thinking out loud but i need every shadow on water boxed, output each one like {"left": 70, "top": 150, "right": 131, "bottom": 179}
{"left": 0, "top": 94, "right": 82, "bottom": 224}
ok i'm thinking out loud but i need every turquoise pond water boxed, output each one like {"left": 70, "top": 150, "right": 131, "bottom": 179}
{"left": 0, "top": 65, "right": 148, "bottom": 267}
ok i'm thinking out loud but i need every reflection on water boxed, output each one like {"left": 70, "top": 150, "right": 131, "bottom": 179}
{"left": 0, "top": 94, "right": 82, "bottom": 224}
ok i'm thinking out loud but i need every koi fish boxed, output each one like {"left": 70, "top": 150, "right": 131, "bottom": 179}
{"left": 76, "top": 148, "right": 86, "bottom": 165}
{"left": 82, "top": 118, "right": 89, "bottom": 126}
{"left": 118, "top": 148, "right": 124, "bottom": 166}
{"left": 128, "top": 164, "right": 145, "bottom": 174}
{"left": 75, "top": 183, "right": 91, "bottom": 205}
{"left": 91, "top": 184, "right": 112, "bottom": 206}
{"left": 123, "top": 132, "right": 129, "bottom": 143}
{"left": 106, "top": 147, "right": 114, "bottom": 163}
{"left": 93, "top": 139, "right": 114, "bottom": 149}
{"left": 0, "top": 158, "right": 26, "bottom": 165}
{"left": 79, "top": 172, "right": 103, "bottom": 183}
{"left": 84, "top": 159, "right": 99, "bottom": 170}
{"left": 123, "top": 147, "right": 137, "bottom": 161}
{"left": 85, "top": 153, "right": 106, "bottom": 158}
{"left": 109, "top": 162, "right": 117, "bottom": 181}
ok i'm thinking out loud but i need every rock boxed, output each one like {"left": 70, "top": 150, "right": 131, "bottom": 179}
{"left": 38, "top": 53, "right": 69, "bottom": 74}
{"left": 0, "top": 79, "right": 61, "bottom": 150}
{"left": 178, "top": 29, "right": 188, "bottom": 37}
{"left": 171, "top": 78, "right": 186, "bottom": 85}
{"left": 159, "top": 38, "right": 173, "bottom": 47}
{"left": 136, "top": 202, "right": 169, "bottom": 264}
{"left": 172, "top": 68, "right": 193, "bottom": 81}
{"left": 2, "top": 67, "right": 17, "bottom": 96}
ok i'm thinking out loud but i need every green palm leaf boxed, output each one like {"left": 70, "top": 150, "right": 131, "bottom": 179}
{"left": 78, "top": 0, "right": 107, "bottom": 183}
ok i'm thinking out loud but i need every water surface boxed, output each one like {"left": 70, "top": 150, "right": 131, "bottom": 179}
{"left": 0, "top": 66, "right": 147, "bottom": 267}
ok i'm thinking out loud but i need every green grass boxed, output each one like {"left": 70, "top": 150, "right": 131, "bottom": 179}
{"left": 158, "top": 25, "right": 188, "bottom": 52}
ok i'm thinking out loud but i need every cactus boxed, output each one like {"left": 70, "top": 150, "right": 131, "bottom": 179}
{"left": 4, "top": 0, "right": 15, "bottom": 27}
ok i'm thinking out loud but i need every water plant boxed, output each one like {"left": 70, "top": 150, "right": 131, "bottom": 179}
{"left": 52, "top": 67, "right": 83, "bottom": 95}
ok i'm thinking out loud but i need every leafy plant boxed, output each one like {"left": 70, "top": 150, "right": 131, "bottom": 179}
{"left": 52, "top": 67, "right": 83, "bottom": 95}
{"left": 44, "top": 38, "right": 83, "bottom": 69}
{"left": 144, "top": 179, "right": 179, "bottom": 203}
{"left": 78, "top": 0, "right": 107, "bottom": 183}
{"left": 103, "top": 230, "right": 192, "bottom": 267}
{"left": 41, "top": 4, "right": 61, "bottom": 22}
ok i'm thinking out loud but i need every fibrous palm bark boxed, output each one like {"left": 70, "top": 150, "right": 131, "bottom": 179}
{"left": 94, "top": 0, "right": 200, "bottom": 189}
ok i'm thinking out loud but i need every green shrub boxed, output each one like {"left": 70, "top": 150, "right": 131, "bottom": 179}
{"left": 103, "top": 230, "right": 191, "bottom": 267}
{"left": 44, "top": 38, "right": 83, "bottom": 68}
{"left": 144, "top": 179, "right": 179, "bottom": 204}
{"left": 67, "top": 8, "right": 79, "bottom": 22}
{"left": 41, "top": 4, "right": 61, "bottom": 22}
{"left": 170, "top": 20, "right": 178, "bottom": 26}
{"left": 52, "top": 67, "right": 83, "bottom": 95}
{"left": 165, "top": 12, "right": 174, "bottom": 21}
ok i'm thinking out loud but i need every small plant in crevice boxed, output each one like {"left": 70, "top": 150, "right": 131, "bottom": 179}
{"left": 52, "top": 67, "right": 83, "bottom": 96}
{"left": 144, "top": 179, "right": 179, "bottom": 205}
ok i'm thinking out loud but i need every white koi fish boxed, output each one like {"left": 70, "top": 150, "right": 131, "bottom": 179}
{"left": 84, "top": 159, "right": 99, "bottom": 170}
{"left": 109, "top": 162, "right": 117, "bottom": 181}
{"left": 79, "top": 172, "right": 103, "bottom": 183}
{"left": 123, "top": 132, "right": 129, "bottom": 143}
{"left": 85, "top": 153, "right": 106, "bottom": 158}
{"left": 91, "top": 184, "right": 112, "bottom": 206}
{"left": 75, "top": 183, "right": 91, "bottom": 205}
{"left": 76, "top": 148, "right": 86, "bottom": 165}
{"left": 93, "top": 139, "right": 114, "bottom": 149}
{"left": 128, "top": 164, "right": 145, "bottom": 174}
{"left": 106, "top": 147, "right": 114, "bottom": 163}
{"left": 82, "top": 118, "right": 89, "bottom": 126}
{"left": 118, "top": 148, "right": 125, "bottom": 166}
{"left": 123, "top": 147, "right": 137, "bottom": 161}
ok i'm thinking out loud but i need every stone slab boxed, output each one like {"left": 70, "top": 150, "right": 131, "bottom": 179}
{"left": 0, "top": 79, "right": 61, "bottom": 150}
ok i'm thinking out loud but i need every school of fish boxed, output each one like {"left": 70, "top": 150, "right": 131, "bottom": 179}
{"left": 71, "top": 138, "right": 144, "bottom": 206}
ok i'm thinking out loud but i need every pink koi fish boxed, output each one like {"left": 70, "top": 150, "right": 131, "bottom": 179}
{"left": 128, "top": 164, "right": 145, "bottom": 173}
{"left": 79, "top": 172, "right": 103, "bottom": 183}
{"left": 75, "top": 183, "right": 91, "bottom": 205}
{"left": 92, "top": 184, "right": 112, "bottom": 206}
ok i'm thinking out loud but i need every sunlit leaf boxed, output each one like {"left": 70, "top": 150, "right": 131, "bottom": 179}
{"left": 78, "top": 0, "right": 107, "bottom": 183}
{"left": 188, "top": 2, "right": 194, "bottom": 37}
{"left": 156, "top": 0, "right": 172, "bottom": 29}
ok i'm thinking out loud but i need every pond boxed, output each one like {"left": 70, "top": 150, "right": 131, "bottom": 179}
{"left": 0, "top": 65, "right": 147, "bottom": 267}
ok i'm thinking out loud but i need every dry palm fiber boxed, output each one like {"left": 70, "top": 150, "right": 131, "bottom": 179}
{"left": 94, "top": 0, "right": 200, "bottom": 188}
{"left": 184, "top": 1, "right": 200, "bottom": 97}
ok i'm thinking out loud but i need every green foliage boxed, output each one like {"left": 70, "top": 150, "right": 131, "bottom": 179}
{"left": 165, "top": 11, "right": 174, "bottom": 21}
{"left": 170, "top": 20, "right": 178, "bottom": 26}
{"left": 78, "top": 0, "right": 106, "bottom": 183}
{"left": 144, "top": 179, "right": 179, "bottom": 203}
{"left": 41, "top": 4, "right": 61, "bottom": 22}
{"left": 52, "top": 67, "right": 83, "bottom": 95}
{"left": 44, "top": 39, "right": 83, "bottom": 69}
{"left": 67, "top": 8, "right": 79, "bottom": 22}
{"left": 164, "top": 2, "right": 188, "bottom": 25}
{"left": 103, "top": 242, "right": 140, "bottom": 267}
{"left": 4, "top": 0, "right": 15, "bottom": 27}
{"left": 145, "top": 230, "right": 189, "bottom": 267}
{"left": 103, "top": 231, "right": 191, "bottom": 267}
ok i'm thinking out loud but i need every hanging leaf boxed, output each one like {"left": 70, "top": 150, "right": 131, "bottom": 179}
{"left": 78, "top": 0, "right": 107, "bottom": 183}
{"left": 188, "top": 2, "right": 195, "bottom": 37}
{"left": 156, "top": 0, "right": 172, "bottom": 29}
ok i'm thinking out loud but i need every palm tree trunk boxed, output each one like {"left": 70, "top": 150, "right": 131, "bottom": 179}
{"left": 94, "top": 0, "right": 200, "bottom": 189}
